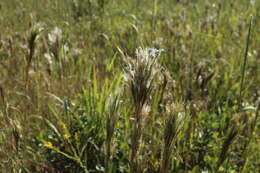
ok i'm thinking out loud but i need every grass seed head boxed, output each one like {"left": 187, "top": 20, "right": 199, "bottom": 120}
{"left": 124, "top": 47, "right": 164, "bottom": 113}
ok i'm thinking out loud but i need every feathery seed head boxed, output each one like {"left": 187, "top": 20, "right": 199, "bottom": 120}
{"left": 124, "top": 47, "right": 164, "bottom": 112}
{"left": 48, "top": 27, "right": 62, "bottom": 45}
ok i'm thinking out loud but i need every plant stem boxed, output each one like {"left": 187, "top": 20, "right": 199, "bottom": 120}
{"left": 238, "top": 17, "right": 253, "bottom": 110}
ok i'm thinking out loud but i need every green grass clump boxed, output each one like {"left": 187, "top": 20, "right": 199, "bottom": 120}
{"left": 0, "top": 0, "right": 259, "bottom": 172}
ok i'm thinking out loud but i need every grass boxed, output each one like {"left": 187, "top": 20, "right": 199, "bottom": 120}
{"left": 0, "top": 0, "right": 259, "bottom": 172}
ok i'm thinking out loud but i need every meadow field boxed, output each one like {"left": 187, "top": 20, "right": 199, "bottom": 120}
{"left": 0, "top": 0, "right": 259, "bottom": 172}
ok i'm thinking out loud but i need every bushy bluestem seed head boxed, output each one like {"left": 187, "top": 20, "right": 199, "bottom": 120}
{"left": 124, "top": 47, "right": 164, "bottom": 113}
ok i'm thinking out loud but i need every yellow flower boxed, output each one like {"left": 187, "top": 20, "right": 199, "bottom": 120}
{"left": 63, "top": 134, "right": 70, "bottom": 140}
{"left": 43, "top": 141, "right": 53, "bottom": 148}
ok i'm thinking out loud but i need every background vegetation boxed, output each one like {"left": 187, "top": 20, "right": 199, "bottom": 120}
{"left": 0, "top": 0, "right": 259, "bottom": 172}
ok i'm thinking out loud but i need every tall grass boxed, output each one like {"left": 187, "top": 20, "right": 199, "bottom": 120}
{"left": 0, "top": 0, "right": 259, "bottom": 172}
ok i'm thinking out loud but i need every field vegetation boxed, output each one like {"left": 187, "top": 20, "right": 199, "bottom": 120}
{"left": 0, "top": 0, "right": 259, "bottom": 172}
